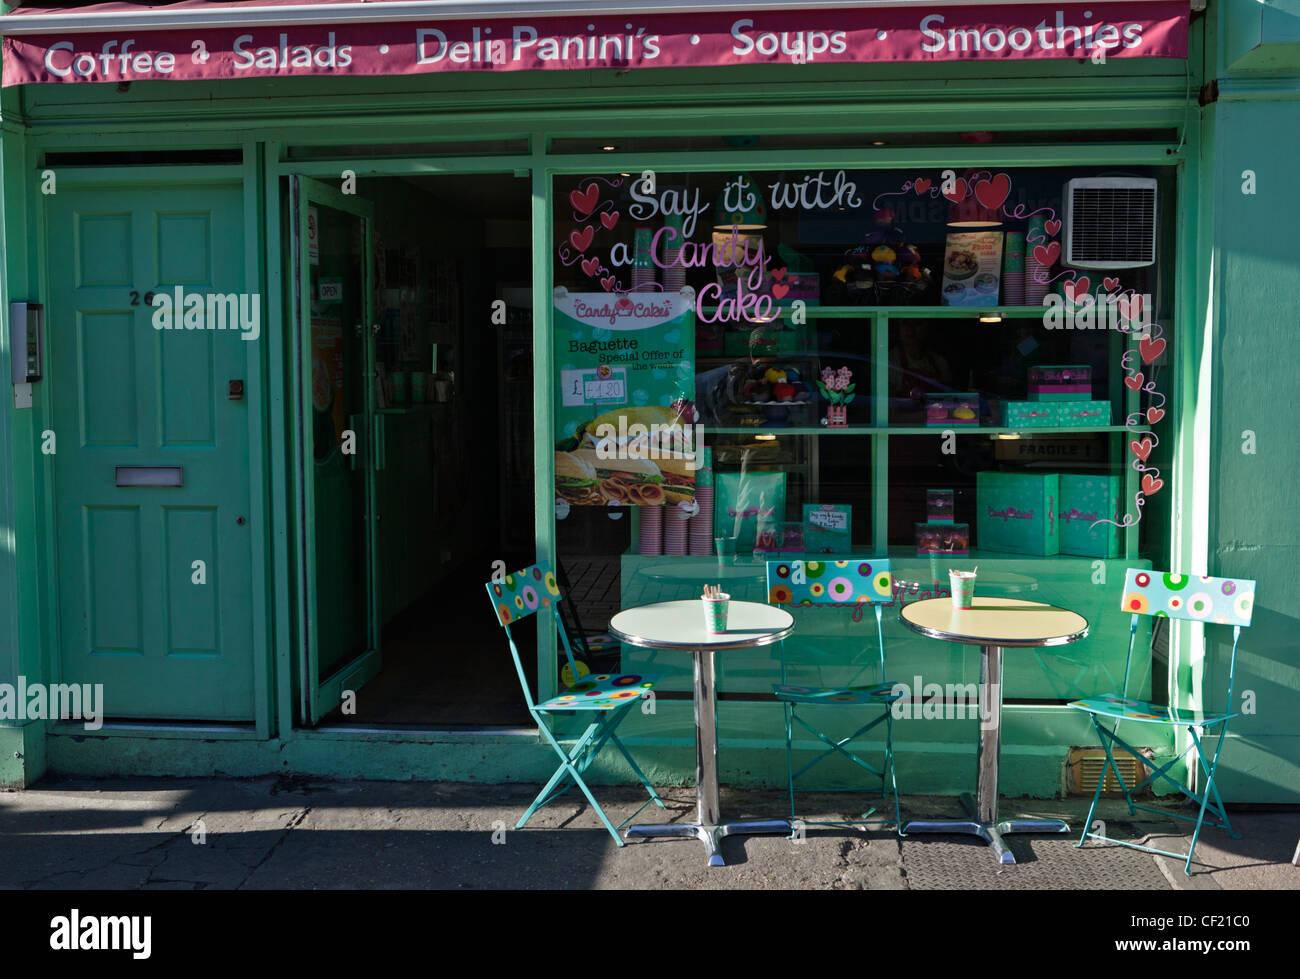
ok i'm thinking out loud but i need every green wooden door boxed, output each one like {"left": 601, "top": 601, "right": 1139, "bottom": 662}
{"left": 290, "top": 176, "right": 381, "bottom": 724}
{"left": 47, "top": 173, "right": 256, "bottom": 721}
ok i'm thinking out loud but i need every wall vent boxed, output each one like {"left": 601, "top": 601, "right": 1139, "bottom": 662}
{"left": 1067, "top": 746, "right": 1154, "bottom": 796}
{"left": 1063, "top": 177, "right": 1157, "bottom": 269}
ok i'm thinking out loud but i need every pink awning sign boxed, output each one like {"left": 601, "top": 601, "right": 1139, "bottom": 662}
{"left": 2, "top": 3, "right": 1189, "bottom": 87}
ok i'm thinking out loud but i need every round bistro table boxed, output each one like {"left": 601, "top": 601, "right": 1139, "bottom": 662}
{"left": 899, "top": 596, "right": 1090, "bottom": 865}
{"left": 609, "top": 599, "right": 795, "bottom": 867}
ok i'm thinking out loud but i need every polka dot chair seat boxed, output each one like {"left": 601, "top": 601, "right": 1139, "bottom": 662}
{"left": 539, "top": 672, "right": 658, "bottom": 712}
{"left": 1068, "top": 694, "right": 1231, "bottom": 729}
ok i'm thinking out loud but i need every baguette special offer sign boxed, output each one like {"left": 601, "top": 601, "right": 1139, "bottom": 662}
{"left": 2, "top": 3, "right": 1189, "bottom": 86}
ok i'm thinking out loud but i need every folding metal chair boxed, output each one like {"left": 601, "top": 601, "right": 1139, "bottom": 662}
{"left": 486, "top": 562, "right": 665, "bottom": 845}
{"left": 1070, "top": 569, "right": 1257, "bottom": 875}
{"left": 766, "top": 559, "right": 904, "bottom": 835}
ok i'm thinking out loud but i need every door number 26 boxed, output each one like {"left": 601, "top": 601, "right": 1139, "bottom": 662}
{"left": 129, "top": 291, "right": 157, "bottom": 306}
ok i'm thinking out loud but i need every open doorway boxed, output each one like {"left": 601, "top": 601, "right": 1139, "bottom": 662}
{"left": 292, "top": 171, "right": 535, "bottom": 728}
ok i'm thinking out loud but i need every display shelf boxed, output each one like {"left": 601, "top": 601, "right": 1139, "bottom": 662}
{"left": 704, "top": 425, "right": 1127, "bottom": 436}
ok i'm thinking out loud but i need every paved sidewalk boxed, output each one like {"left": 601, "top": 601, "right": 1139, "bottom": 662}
{"left": 2, "top": 776, "right": 1296, "bottom": 890}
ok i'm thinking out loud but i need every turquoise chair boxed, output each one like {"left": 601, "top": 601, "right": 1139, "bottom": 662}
{"left": 1070, "top": 569, "right": 1257, "bottom": 875}
{"left": 486, "top": 562, "right": 665, "bottom": 845}
{"left": 766, "top": 559, "right": 904, "bottom": 835}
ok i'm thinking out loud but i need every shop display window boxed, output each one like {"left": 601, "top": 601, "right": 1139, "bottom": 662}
{"left": 552, "top": 165, "right": 1175, "bottom": 701}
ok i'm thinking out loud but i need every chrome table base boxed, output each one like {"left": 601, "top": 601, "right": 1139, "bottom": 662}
{"left": 626, "top": 647, "right": 789, "bottom": 866}
{"left": 902, "top": 646, "right": 1070, "bottom": 865}
{"left": 904, "top": 793, "right": 1069, "bottom": 865}
{"left": 625, "top": 819, "right": 792, "bottom": 867}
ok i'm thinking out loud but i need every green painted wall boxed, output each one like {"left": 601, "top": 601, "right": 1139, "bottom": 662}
{"left": 1197, "top": 1, "right": 1300, "bottom": 802}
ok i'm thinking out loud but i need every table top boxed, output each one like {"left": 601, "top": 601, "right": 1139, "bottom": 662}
{"left": 609, "top": 600, "right": 794, "bottom": 651}
{"left": 899, "top": 597, "right": 1089, "bottom": 648}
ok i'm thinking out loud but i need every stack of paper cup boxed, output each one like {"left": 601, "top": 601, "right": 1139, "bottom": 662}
{"left": 689, "top": 490, "right": 714, "bottom": 555}
{"left": 662, "top": 212, "right": 685, "bottom": 295}
{"left": 1025, "top": 216, "right": 1051, "bottom": 305}
{"left": 633, "top": 227, "right": 656, "bottom": 291}
{"left": 689, "top": 447, "right": 714, "bottom": 555}
{"left": 1003, "top": 232, "right": 1025, "bottom": 305}
{"left": 663, "top": 504, "right": 688, "bottom": 556}
{"left": 638, "top": 504, "right": 663, "bottom": 556}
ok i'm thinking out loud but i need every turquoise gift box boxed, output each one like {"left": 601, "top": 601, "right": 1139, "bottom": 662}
{"left": 976, "top": 472, "right": 1060, "bottom": 556}
{"left": 1058, "top": 474, "right": 1122, "bottom": 558}
{"left": 1002, "top": 400, "right": 1111, "bottom": 428}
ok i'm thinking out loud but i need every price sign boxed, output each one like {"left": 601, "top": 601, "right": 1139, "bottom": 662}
{"left": 561, "top": 367, "right": 628, "bottom": 407}
{"left": 583, "top": 376, "right": 626, "bottom": 402}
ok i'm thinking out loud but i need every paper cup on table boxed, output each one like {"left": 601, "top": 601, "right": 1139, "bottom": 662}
{"left": 702, "top": 593, "right": 731, "bottom": 633}
{"left": 949, "top": 570, "right": 977, "bottom": 610}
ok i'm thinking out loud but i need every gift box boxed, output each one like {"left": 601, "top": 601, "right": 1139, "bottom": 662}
{"left": 1058, "top": 474, "right": 1123, "bottom": 558}
{"left": 770, "top": 272, "right": 820, "bottom": 308}
{"left": 1028, "top": 364, "right": 1092, "bottom": 401}
{"left": 755, "top": 521, "right": 805, "bottom": 557}
{"left": 927, "top": 489, "right": 955, "bottom": 524}
{"left": 924, "top": 392, "right": 981, "bottom": 426}
{"left": 915, "top": 522, "right": 970, "bottom": 557}
{"left": 976, "top": 471, "right": 1059, "bottom": 555}
{"left": 804, "top": 503, "right": 852, "bottom": 554}
{"left": 1056, "top": 401, "right": 1111, "bottom": 427}
{"left": 1001, "top": 401, "right": 1058, "bottom": 428}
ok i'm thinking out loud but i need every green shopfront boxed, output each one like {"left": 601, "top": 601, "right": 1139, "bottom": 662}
{"left": 0, "top": 0, "right": 1296, "bottom": 806}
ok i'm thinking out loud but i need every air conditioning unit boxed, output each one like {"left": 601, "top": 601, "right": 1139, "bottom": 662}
{"left": 1063, "top": 177, "right": 1157, "bottom": 269}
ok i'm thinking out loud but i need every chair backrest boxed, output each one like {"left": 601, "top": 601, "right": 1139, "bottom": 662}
{"left": 1115, "top": 568, "right": 1256, "bottom": 716}
{"left": 766, "top": 559, "right": 895, "bottom": 607}
{"left": 1119, "top": 569, "right": 1255, "bottom": 627}
{"left": 485, "top": 561, "right": 578, "bottom": 710}
{"left": 766, "top": 560, "right": 894, "bottom": 677}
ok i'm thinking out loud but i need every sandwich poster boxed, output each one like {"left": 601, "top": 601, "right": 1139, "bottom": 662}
{"left": 553, "top": 287, "right": 696, "bottom": 507}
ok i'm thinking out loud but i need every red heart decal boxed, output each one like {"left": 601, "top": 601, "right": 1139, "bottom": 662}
{"left": 1141, "top": 473, "right": 1164, "bottom": 497}
{"left": 600, "top": 276, "right": 617, "bottom": 292}
{"left": 1063, "top": 276, "right": 1091, "bottom": 304}
{"left": 975, "top": 172, "right": 1011, "bottom": 211}
{"left": 1044, "top": 219, "right": 1062, "bottom": 237}
{"left": 570, "top": 226, "right": 594, "bottom": 253}
{"left": 1117, "top": 294, "right": 1144, "bottom": 324}
{"left": 1139, "top": 335, "right": 1166, "bottom": 364}
{"left": 771, "top": 267, "right": 787, "bottom": 281}
{"left": 569, "top": 185, "right": 599, "bottom": 217}
{"left": 600, "top": 210, "right": 619, "bottom": 231}
{"left": 581, "top": 257, "right": 600, "bottom": 277}
{"left": 942, "top": 178, "right": 968, "bottom": 204}
{"left": 914, "top": 178, "right": 932, "bottom": 195}
{"left": 1124, "top": 372, "right": 1145, "bottom": 391}
{"left": 1146, "top": 406, "right": 1165, "bottom": 425}
{"left": 616, "top": 297, "right": 633, "bottom": 310}
{"left": 1103, "top": 277, "right": 1120, "bottom": 291}
{"left": 771, "top": 283, "right": 790, "bottom": 300}
{"left": 1032, "top": 242, "right": 1060, "bottom": 267}
{"left": 1129, "top": 437, "right": 1153, "bottom": 462}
